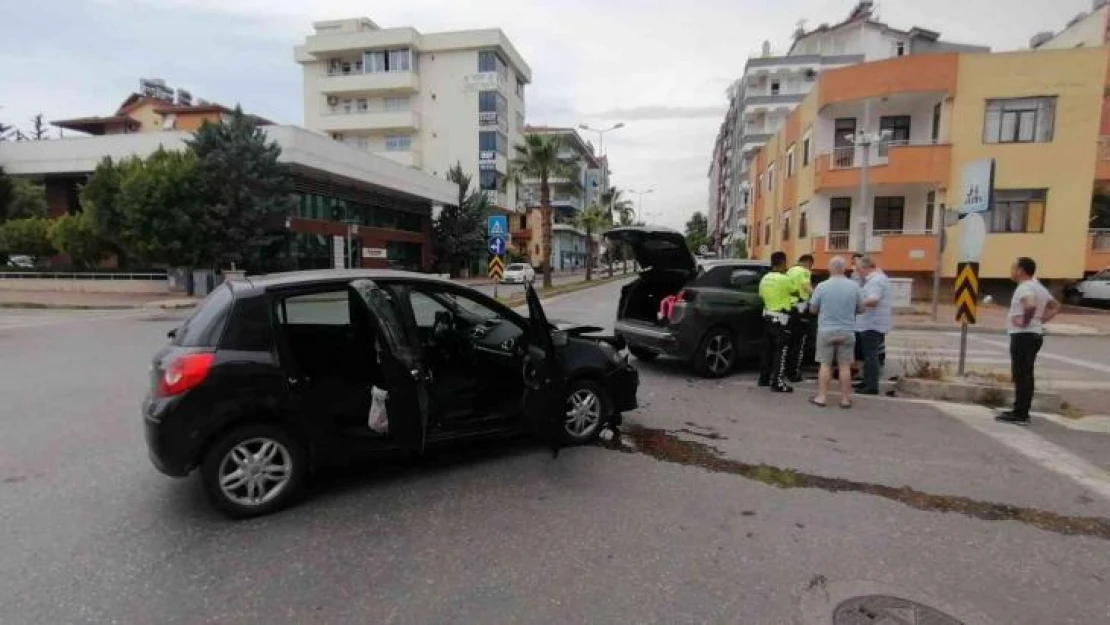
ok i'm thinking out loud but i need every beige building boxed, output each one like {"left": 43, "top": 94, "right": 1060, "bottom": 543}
{"left": 294, "top": 17, "right": 531, "bottom": 212}
{"left": 1030, "top": 0, "right": 1109, "bottom": 49}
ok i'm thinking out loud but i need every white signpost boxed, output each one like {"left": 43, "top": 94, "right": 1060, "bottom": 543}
{"left": 954, "top": 158, "right": 995, "bottom": 373}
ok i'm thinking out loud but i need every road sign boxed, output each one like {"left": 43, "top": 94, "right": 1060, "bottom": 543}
{"left": 954, "top": 262, "right": 979, "bottom": 325}
{"left": 488, "top": 215, "right": 508, "bottom": 238}
{"left": 488, "top": 237, "right": 506, "bottom": 256}
{"left": 488, "top": 255, "right": 505, "bottom": 281}
{"left": 959, "top": 159, "right": 994, "bottom": 215}
{"left": 959, "top": 212, "right": 987, "bottom": 263}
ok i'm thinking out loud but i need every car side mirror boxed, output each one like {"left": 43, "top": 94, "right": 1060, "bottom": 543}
{"left": 551, "top": 329, "right": 568, "bottom": 347}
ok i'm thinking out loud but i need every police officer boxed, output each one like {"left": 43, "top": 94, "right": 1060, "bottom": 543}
{"left": 759, "top": 251, "right": 799, "bottom": 392}
{"left": 785, "top": 254, "right": 815, "bottom": 382}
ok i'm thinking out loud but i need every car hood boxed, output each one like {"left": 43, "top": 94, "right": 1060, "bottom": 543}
{"left": 603, "top": 226, "right": 696, "bottom": 276}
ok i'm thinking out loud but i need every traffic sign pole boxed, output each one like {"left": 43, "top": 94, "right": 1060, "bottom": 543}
{"left": 954, "top": 261, "right": 980, "bottom": 376}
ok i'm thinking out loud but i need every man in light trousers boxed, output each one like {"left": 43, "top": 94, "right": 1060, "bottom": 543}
{"left": 808, "top": 256, "right": 864, "bottom": 408}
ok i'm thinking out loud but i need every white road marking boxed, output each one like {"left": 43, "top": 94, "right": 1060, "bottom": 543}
{"left": 0, "top": 310, "right": 158, "bottom": 331}
{"left": 932, "top": 402, "right": 1110, "bottom": 501}
{"left": 974, "top": 337, "right": 1110, "bottom": 374}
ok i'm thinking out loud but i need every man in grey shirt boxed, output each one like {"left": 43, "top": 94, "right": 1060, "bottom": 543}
{"left": 808, "top": 256, "right": 864, "bottom": 408}
{"left": 854, "top": 255, "right": 891, "bottom": 395}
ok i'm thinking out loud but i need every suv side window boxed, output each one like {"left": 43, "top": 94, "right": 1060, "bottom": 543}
{"left": 729, "top": 268, "right": 764, "bottom": 293}
{"left": 277, "top": 291, "right": 351, "bottom": 325}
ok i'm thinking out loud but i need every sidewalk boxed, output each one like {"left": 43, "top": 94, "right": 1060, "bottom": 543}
{"left": 894, "top": 302, "right": 1110, "bottom": 336}
{"left": 0, "top": 290, "right": 199, "bottom": 310}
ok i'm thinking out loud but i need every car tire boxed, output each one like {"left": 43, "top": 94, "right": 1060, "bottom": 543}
{"left": 1064, "top": 290, "right": 1083, "bottom": 306}
{"left": 629, "top": 346, "right": 659, "bottom": 362}
{"left": 563, "top": 379, "right": 609, "bottom": 445}
{"left": 694, "top": 328, "right": 737, "bottom": 379}
{"left": 200, "top": 423, "right": 307, "bottom": 519}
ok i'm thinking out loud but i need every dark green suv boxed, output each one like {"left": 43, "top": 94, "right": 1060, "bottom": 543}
{"left": 606, "top": 227, "right": 770, "bottom": 378}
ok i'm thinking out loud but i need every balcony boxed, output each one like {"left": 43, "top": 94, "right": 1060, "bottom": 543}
{"left": 1087, "top": 229, "right": 1110, "bottom": 272}
{"left": 813, "top": 229, "right": 939, "bottom": 273}
{"left": 482, "top": 190, "right": 508, "bottom": 208}
{"left": 317, "top": 109, "right": 420, "bottom": 132}
{"left": 478, "top": 111, "right": 508, "bottom": 133}
{"left": 320, "top": 70, "right": 419, "bottom": 95}
{"left": 1097, "top": 137, "right": 1110, "bottom": 181}
{"left": 815, "top": 141, "right": 950, "bottom": 191}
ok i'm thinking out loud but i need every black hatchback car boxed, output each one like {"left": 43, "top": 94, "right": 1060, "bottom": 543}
{"left": 605, "top": 227, "right": 771, "bottom": 378}
{"left": 143, "top": 270, "right": 638, "bottom": 518}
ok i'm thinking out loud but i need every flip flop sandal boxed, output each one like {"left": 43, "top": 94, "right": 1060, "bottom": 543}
{"left": 810, "top": 398, "right": 827, "bottom": 408}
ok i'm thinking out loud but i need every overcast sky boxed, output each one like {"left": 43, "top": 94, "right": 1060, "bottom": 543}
{"left": 0, "top": 0, "right": 1095, "bottom": 229}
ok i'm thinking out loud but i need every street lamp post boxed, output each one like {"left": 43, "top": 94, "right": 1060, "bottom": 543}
{"left": 578, "top": 122, "right": 625, "bottom": 217}
{"left": 843, "top": 99, "right": 890, "bottom": 255}
{"left": 629, "top": 188, "right": 655, "bottom": 222}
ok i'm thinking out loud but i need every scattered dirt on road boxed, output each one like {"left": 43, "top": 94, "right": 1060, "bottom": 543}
{"left": 605, "top": 424, "right": 1110, "bottom": 541}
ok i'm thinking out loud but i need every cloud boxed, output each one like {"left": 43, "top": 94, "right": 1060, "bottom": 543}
{"left": 584, "top": 106, "right": 726, "bottom": 122}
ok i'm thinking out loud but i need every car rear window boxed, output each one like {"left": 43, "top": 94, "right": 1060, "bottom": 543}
{"left": 173, "top": 284, "right": 233, "bottom": 347}
{"left": 220, "top": 294, "right": 273, "bottom": 352}
{"left": 693, "top": 265, "right": 767, "bottom": 289}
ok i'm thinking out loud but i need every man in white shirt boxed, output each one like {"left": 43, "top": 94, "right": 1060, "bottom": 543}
{"left": 997, "top": 256, "right": 1061, "bottom": 426}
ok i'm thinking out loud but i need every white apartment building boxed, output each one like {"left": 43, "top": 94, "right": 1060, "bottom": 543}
{"left": 519, "top": 126, "right": 603, "bottom": 214}
{"left": 295, "top": 18, "right": 532, "bottom": 211}
{"left": 711, "top": 0, "right": 986, "bottom": 251}
{"left": 1030, "top": 0, "right": 1109, "bottom": 49}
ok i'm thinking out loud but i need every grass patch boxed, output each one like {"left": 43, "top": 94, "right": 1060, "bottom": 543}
{"left": 976, "top": 387, "right": 1008, "bottom": 408}
{"left": 901, "top": 345, "right": 950, "bottom": 380}
{"left": 1059, "top": 402, "right": 1087, "bottom": 420}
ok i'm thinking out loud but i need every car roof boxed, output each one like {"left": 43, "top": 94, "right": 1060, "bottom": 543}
{"left": 243, "top": 269, "right": 455, "bottom": 290}
{"left": 699, "top": 259, "right": 771, "bottom": 269}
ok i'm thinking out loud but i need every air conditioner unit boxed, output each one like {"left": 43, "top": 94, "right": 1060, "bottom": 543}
{"left": 327, "top": 96, "right": 339, "bottom": 106}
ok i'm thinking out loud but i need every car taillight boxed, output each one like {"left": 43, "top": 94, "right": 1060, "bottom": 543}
{"left": 157, "top": 352, "right": 215, "bottom": 397}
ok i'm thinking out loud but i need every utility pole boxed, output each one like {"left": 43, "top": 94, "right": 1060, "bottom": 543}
{"left": 856, "top": 98, "right": 872, "bottom": 254}
{"left": 931, "top": 201, "right": 945, "bottom": 321}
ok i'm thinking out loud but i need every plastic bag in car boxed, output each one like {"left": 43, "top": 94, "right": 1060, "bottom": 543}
{"left": 368, "top": 386, "right": 389, "bottom": 434}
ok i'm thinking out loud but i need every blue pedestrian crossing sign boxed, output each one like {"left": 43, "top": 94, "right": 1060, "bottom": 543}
{"left": 488, "top": 237, "right": 506, "bottom": 256}
{"left": 487, "top": 215, "right": 508, "bottom": 238}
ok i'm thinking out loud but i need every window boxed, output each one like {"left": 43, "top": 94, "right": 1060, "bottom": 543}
{"left": 516, "top": 77, "right": 525, "bottom": 98}
{"left": 764, "top": 221, "right": 771, "bottom": 245}
{"left": 385, "top": 135, "right": 412, "bottom": 151}
{"left": 782, "top": 214, "right": 791, "bottom": 241}
{"left": 802, "top": 136, "right": 811, "bottom": 166}
{"left": 989, "top": 189, "right": 1047, "bottom": 233}
{"left": 872, "top": 196, "right": 906, "bottom": 232}
{"left": 798, "top": 204, "right": 808, "bottom": 238}
{"left": 173, "top": 285, "right": 233, "bottom": 347}
{"left": 280, "top": 291, "right": 350, "bottom": 326}
{"left": 729, "top": 268, "right": 763, "bottom": 292}
{"left": 364, "top": 51, "right": 386, "bottom": 73}
{"left": 787, "top": 146, "right": 796, "bottom": 177}
{"left": 983, "top": 98, "right": 1056, "bottom": 144}
{"left": 932, "top": 102, "right": 942, "bottom": 143}
{"left": 515, "top": 112, "right": 525, "bottom": 133}
{"left": 384, "top": 96, "right": 409, "bottom": 111}
{"left": 479, "top": 131, "right": 508, "bottom": 156}
{"left": 363, "top": 48, "right": 411, "bottom": 73}
{"left": 834, "top": 118, "right": 857, "bottom": 167}
{"left": 478, "top": 50, "right": 508, "bottom": 81}
{"left": 895, "top": 41, "right": 906, "bottom": 57}
{"left": 387, "top": 48, "right": 411, "bottom": 72}
{"left": 766, "top": 163, "right": 775, "bottom": 191}
{"left": 878, "top": 115, "right": 911, "bottom": 156}
{"left": 478, "top": 90, "right": 507, "bottom": 114}
{"left": 771, "top": 80, "right": 781, "bottom": 95}
{"left": 925, "top": 191, "right": 937, "bottom": 232}
{"left": 356, "top": 98, "right": 369, "bottom": 112}
{"left": 830, "top": 197, "right": 852, "bottom": 231}
{"left": 479, "top": 170, "right": 503, "bottom": 191}
{"left": 161, "top": 114, "right": 176, "bottom": 130}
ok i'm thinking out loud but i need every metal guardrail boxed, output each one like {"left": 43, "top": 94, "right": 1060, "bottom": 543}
{"left": 0, "top": 272, "right": 167, "bottom": 281}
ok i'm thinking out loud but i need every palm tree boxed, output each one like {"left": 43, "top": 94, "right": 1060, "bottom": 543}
{"left": 506, "top": 135, "right": 580, "bottom": 288}
{"left": 599, "top": 186, "right": 634, "bottom": 224}
{"left": 576, "top": 202, "right": 611, "bottom": 282}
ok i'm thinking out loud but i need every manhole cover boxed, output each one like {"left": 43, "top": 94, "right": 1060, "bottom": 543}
{"left": 833, "top": 595, "right": 964, "bottom": 625}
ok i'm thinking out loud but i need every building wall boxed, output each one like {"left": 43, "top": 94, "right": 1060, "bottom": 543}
{"left": 1035, "top": 5, "right": 1109, "bottom": 49}
{"left": 946, "top": 47, "right": 1108, "bottom": 280}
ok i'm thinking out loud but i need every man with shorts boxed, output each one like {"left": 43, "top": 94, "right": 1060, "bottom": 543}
{"left": 808, "top": 256, "right": 864, "bottom": 408}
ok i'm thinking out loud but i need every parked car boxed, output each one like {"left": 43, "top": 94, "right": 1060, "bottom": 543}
{"left": 143, "top": 270, "right": 638, "bottom": 518}
{"left": 6, "top": 255, "right": 34, "bottom": 269}
{"left": 502, "top": 262, "right": 535, "bottom": 284}
{"left": 605, "top": 226, "right": 771, "bottom": 378}
{"left": 1064, "top": 268, "right": 1110, "bottom": 305}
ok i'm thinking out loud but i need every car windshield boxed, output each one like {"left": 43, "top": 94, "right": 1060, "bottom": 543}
{"left": 508, "top": 264, "right": 527, "bottom": 271}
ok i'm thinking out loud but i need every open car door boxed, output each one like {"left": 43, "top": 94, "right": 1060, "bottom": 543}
{"left": 523, "top": 282, "right": 569, "bottom": 457}
{"left": 350, "top": 279, "right": 430, "bottom": 452}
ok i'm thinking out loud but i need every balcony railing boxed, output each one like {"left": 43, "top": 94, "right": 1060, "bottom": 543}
{"left": 826, "top": 231, "right": 852, "bottom": 251}
{"left": 873, "top": 228, "right": 937, "bottom": 237}
{"left": 1093, "top": 228, "right": 1110, "bottom": 251}
{"left": 827, "top": 139, "right": 940, "bottom": 169}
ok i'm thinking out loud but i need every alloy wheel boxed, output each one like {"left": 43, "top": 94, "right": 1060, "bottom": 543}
{"left": 218, "top": 437, "right": 293, "bottom": 507}
{"left": 565, "top": 388, "right": 602, "bottom": 438}
{"left": 704, "top": 333, "right": 734, "bottom": 375}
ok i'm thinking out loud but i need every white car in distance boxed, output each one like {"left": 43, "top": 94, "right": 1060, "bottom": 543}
{"left": 501, "top": 263, "right": 535, "bottom": 285}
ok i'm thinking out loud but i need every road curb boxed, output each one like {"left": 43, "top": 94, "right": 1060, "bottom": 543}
{"left": 893, "top": 322, "right": 1109, "bottom": 337}
{"left": 0, "top": 302, "right": 137, "bottom": 310}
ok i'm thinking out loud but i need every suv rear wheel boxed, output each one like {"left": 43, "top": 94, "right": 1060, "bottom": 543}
{"left": 694, "top": 328, "right": 736, "bottom": 378}
{"left": 200, "top": 423, "right": 306, "bottom": 519}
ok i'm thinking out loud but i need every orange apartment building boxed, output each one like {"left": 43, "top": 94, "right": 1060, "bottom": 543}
{"left": 745, "top": 46, "right": 1110, "bottom": 296}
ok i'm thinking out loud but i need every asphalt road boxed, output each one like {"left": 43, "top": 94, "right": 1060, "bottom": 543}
{"left": 1, "top": 285, "right": 1110, "bottom": 624}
